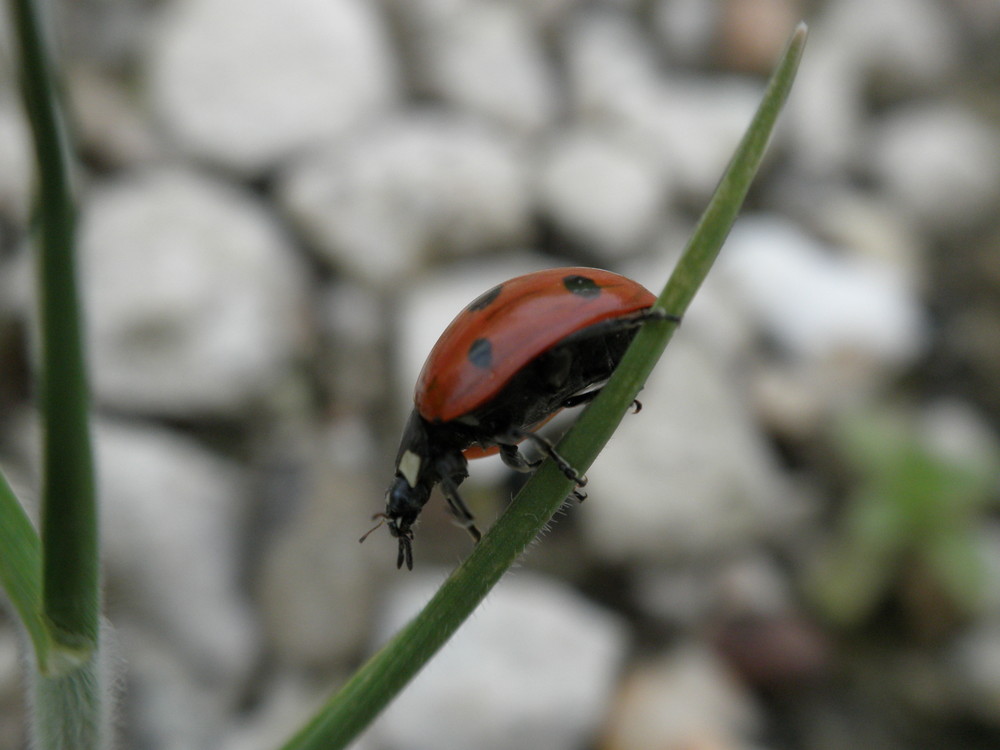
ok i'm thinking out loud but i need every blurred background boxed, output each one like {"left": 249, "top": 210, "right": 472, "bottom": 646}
{"left": 2, "top": 0, "right": 1000, "bottom": 748}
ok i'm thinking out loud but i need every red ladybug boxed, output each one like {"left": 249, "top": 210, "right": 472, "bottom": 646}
{"left": 363, "top": 267, "right": 672, "bottom": 569}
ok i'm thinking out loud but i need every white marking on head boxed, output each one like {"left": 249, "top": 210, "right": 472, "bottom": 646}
{"left": 399, "top": 450, "right": 422, "bottom": 488}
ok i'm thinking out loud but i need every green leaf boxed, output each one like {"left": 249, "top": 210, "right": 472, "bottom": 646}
{"left": 810, "top": 489, "right": 906, "bottom": 626}
{"left": 819, "top": 405, "right": 999, "bottom": 627}
{"left": 0, "top": 471, "right": 51, "bottom": 665}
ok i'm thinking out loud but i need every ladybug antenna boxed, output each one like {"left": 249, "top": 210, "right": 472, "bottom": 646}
{"left": 358, "top": 513, "right": 387, "bottom": 544}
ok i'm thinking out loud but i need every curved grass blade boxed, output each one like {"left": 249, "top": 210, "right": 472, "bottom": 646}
{"left": 279, "top": 23, "right": 808, "bottom": 750}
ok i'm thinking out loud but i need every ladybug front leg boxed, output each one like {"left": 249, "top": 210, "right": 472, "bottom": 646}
{"left": 435, "top": 453, "right": 482, "bottom": 543}
{"left": 561, "top": 389, "right": 644, "bottom": 413}
{"left": 438, "top": 474, "right": 482, "bottom": 543}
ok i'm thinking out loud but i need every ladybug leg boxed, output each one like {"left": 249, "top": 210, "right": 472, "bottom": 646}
{"left": 505, "top": 429, "right": 588, "bottom": 488}
{"left": 560, "top": 389, "right": 600, "bottom": 409}
{"left": 636, "top": 307, "right": 681, "bottom": 324}
{"left": 499, "top": 443, "right": 542, "bottom": 472}
{"left": 562, "top": 390, "right": 643, "bottom": 413}
{"left": 440, "top": 474, "right": 482, "bottom": 543}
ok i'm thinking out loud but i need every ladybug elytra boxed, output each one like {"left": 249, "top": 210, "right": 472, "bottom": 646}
{"left": 362, "top": 267, "right": 674, "bottom": 569}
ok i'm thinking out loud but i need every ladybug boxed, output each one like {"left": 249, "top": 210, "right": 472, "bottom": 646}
{"left": 362, "top": 267, "right": 674, "bottom": 569}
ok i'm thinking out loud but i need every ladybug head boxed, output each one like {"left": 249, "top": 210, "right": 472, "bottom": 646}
{"left": 366, "top": 411, "right": 436, "bottom": 569}
{"left": 360, "top": 410, "right": 461, "bottom": 570}
{"left": 358, "top": 472, "right": 428, "bottom": 571}
{"left": 383, "top": 471, "right": 432, "bottom": 570}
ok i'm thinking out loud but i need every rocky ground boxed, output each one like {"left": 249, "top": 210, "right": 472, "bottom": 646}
{"left": 2, "top": 0, "right": 1000, "bottom": 748}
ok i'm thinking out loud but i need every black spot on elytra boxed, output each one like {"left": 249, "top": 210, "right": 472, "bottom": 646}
{"left": 467, "top": 284, "right": 503, "bottom": 312}
{"left": 467, "top": 338, "right": 493, "bottom": 369}
{"left": 563, "top": 274, "right": 601, "bottom": 298}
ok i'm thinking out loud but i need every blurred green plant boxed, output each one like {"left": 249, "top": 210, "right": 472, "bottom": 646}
{"left": 810, "top": 407, "right": 1000, "bottom": 629}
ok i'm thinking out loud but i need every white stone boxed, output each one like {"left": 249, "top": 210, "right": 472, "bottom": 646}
{"left": 807, "top": 187, "right": 925, "bottom": 286}
{"left": 80, "top": 167, "right": 307, "bottom": 415}
{"left": 118, "top": 622, "right": 233, "bottom": 750}
{"left": 510, "top": 0, "right": 588, "bottom": 27}
{"left": 562, "top": 11, "right": 761, "bottom": 196}
{"left": 69, "top": 67, "right": 161, "bottom": 169}
{"left": 257, "top": 420, "right": 382, "bottom": 666}
{"left": 652, "top": 77, "right": 763, "bottom": 197}
{"left": 96, "top": 420, "right": 259, "bottom": 689}
{"left": 388, "top": 0, "right": 556, "bottom": 132}
{"left": 787, "top": 0, "right": 960, "bottom": 173}
{"left": 817, "top": 0, "right": 960, "bottom": 88}
{"left": 147, "top": 0, "right": 399, "bottom": 173}
{"left": 536, "top": 128, "right": 669, "bottom": 255}
{"left": 717, "top": 215, "right": 926, "bottom": 365}
{"left": 865, "top": 103, "right": 1000, "bottom": 230}
{"left": 631, "top": 567, "right": 719, "bottom": 629}
{"left": 627, "top": 238, "right": 759, "bottom": 369}
{"left": 279, "top": 114, "right": 530, "bottom": 285}
{"left": 316, "top": 282, "right": 388, "bottom": 407}
{"left": 632, "top": 554, "right": 800, "bottom": 630}
{"left": 562, "top": 10, "right": 667, "bottom": 134}
{"left": 920, "top": 399, "right": 1000, "bottom": 484}
{"left": 604, "top": 644, "right": 761, "bottom": 750}
{"left": 653, "top": 0, "right": 719, "bottom": 65}
{"left": 367, "top": 571, "right": 628, "bottom": 750}
{"left": 580, "top": 334, "right": 799, "bottom": 562}
{"left": 216, "top": 674, "right": 330, "bottom": 750}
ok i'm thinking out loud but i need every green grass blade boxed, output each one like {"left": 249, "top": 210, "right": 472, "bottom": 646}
{"left": 556, "top": 21, "right": 809, "bottom": 473}
{"left": 278, "top": 23, "right": 807, "bottom": 750}
{"left": 0, "top": 471, "right": 51, "bottom": 665}
{"left": 9, "top": 0, "right": 100, "bottom": 655}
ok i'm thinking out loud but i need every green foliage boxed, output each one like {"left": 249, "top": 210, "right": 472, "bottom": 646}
{"left": 810, "top": 407, "right": 1000, "bottom": 627}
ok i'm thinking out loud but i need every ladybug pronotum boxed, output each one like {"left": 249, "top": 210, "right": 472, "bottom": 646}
{"left": 362, "top": 267, "right": 675, "bottom": 569}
